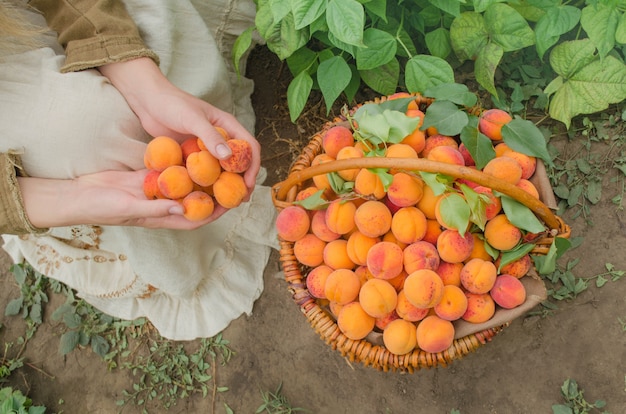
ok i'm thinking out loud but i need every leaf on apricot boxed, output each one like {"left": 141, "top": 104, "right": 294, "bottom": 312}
{"left": 438, "top": 193, "right": 471, "bottom": 232}
{"left": 498, "top": 243, "right": 535, "bottom": 271}
{"left": 500, "top": 195, "right": 545, "bottom": 234}
{"left": 421, "top": 100, "right": 469, "bottom": 136}
{"left": 501, "top": 117, "right": 552, "bottom": 166}
{"left": 293, "top": 189, "right": 329, "bottom": 210}
{"left": 460, "top": 117, "right": 495, "bottom": 170}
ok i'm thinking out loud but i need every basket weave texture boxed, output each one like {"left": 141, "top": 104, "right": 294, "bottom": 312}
{"left": 271, "top": 95, "right": 571, "bottom": 372}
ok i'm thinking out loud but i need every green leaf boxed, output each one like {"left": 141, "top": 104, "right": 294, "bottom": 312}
{"left": 364, "top": 0, "right": 388, "bottom": 22}
{"left": 10, "top": 264, "right": 26, "bottom": 285}
{"left": 422, "top": 83, "right": 477, "bottom": 107}
{"left": 286, "top": 47, "right": 318, "bottom": 76}
{"left": 425, "top": 27, "right": 451, "bottom": 59}
{"left": 500, "top": 195, "right": 546, "bottom": 233}
{"left": 586, "top": 179, "right": 602, "bottom": 204}
{"left": 5, "top": 297, "right": 23, "bottom": 316}
{"left": 460, "top": 184, "right": 488, "bottom": 230}
{"left": 317, "top": 56, "right": 352, "bottom": 114}
{"left": 91, "top": 335, "right": 110, "bottom": 357}
{"left": 580, "top": 3, "right": 620, "bottom": 59}
{"left": 59, "top": 330, "right": 80, "bottom": 355}
{"left": 233, "top": 26, "right": 255, "bottom": 76}
{"left": 616, "top": 11, "right": 626, "bottom": 44}
{"left": 383, "top": 111, "right": 422, "bottom": 144}
{"left": 547, "top": 39, "right": 626, "bottom": 128}
{"left": 474, "top": 41, "right": 504, "bottom": 97}
{"left": 498, "top": 243, "right": 535, "bottom": 271}
{"left": 473, "top": 0, "right": 507, "bottom": 14}
{"left": 501, "top": 117, "right": 552, "bottom": 165}
{"left": 370, "top": 168, "right": 394, "bottom": 190}
{"left": 287, "top": 71, "right": 313, "bottom": 122}
{"left": 421, "top": 100, "right": 469, "bottom": 136}
{"left": 256, "top": 10, "right": 309, "bottom": 60}
{"left": 438, "top": 193, "right": 471, "bottom": 232}
{"left": 356, "top": 28, "right": 397, "bottom": 70}
{"left": 484, "top": 3, "right": 535, "bottom": 52}
{"left": 419, "top": 172, "right": 453, "bottom": 195}
{"left": 449, "top": 12, "right": 488, "bottom": 61}
{"left": 460, "top": 120, "right": 496, "bottom": 170}
{"left": 430, "top": 0, "right": 461, "bottom": 17}
{"left": 405, "top": 55, "right": 455, "bottom": 93}
{"left": 360, "top": 57, "right": 399, "bottom": 95}
{"left": 292, "top": 0, "right": 327, "bottom": 30}
{"left": 327, "top": 0, "right": 365, "bottom": 47}
{"left": 534, "top": 5, "right": 581, "bottom": 60}
{"left": 293, "top": 189, "right": 329, "bottom": 210}
{"left": 269, "top": 0, "right": 291, "bottom": 22}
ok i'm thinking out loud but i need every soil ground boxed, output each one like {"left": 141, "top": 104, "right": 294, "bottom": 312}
{"left": 1, "top": 45, "right": 625, "bottom": 414}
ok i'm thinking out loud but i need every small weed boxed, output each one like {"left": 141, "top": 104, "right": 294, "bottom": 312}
{"left": 552, "top": 379, "right": 609, "bottom": 414}
{"left": 0, "top": 386, "right": 47, "bottom": 414}
{"left": 255, "top": 383, "right": 308, "bottom": 414}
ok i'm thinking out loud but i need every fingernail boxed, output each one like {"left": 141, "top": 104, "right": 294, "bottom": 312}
{"left": 216, "top": 143, "right": 231, "bottom": 159}
{"left": 169, "top": 205, "right": 184, "bottom": 215}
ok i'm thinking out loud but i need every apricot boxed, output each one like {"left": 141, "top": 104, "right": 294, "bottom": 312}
{"left": 391, "top": 207, "right": 427, "bottom": 245}
{"left": 296, "top": 186, "right": 323, "bottom": 202}
{"left": 462, "top": 292, "right": 496, "bottom": 323}
{"left": 387, "top": 270, "right": 408, "bottom": 292}
{"left": 186, "top": 150, "right": 222, "bottom": 187}
{"left": 337, "top": 301, "right": 376, "bottom": 340}
{"left": 433, "top": 285, "right": 468, "bottom": 321}
{"left": 383, "top": 318, "right": 418, "bottom": 355}
{"left": 366, "top": 241, "right": 404, "bottom": 280}
{"left": 354, "top": 200, "right": 392, "bottom": 238}
{"left": 359, "top": 278, "right": 398, "bottom": 318}
{"left": 436, "top": 261, "right": 463, "bottom": 287}
{"left": 484, "top": 214, "right": 523, "bottom": 251}
{"left": 324, "top": 268, "right": 361, "bottom": 304}
{"left": 458, "top": 143, "right": 475, "bottom": 166}
{"left": 460, "top": 258, "right": 497, "bottom": 294}
{"left": 213, "top": 171, "right": 247, "bottom": 208}
{"left": 181, "top": 191, "right": 215, "bottom": 221}
{"left": 310, "top": 209, "right": 341, "bottom": 242}
{"left": 496, "top": 253, "right": 532, "bottom": 278}
{"left": 436, "top": 229, "right": 474, "bottom": 263}
{"left": 335, "top": 145, "right": 364, "bottom": 181}
{"left": 416, "top": 184, "right": 442, "bottom": 220}
{"left": 466, "top": 233, "right": 493, "bottom": 262}
{"left": 502, "top": 150, "right": 537, "bottom": 180}
{"left": 416, "top": 315, "right": 455, "bottom": 353}
{"left": 311, "top": 154, "right": 335, "bottom": 195}
{"left": 354, "top": 265, "right": 375, "bottom": 285}
{"left": 494, "top": 142, "right": 512, "bottom": 157}
{"left": 490, "top": 274, "right": 527, "bottom": 309}
{"left": 422, "top": 219, "right": 443, "bottom": 245}
{"left": 401, "top": 128, "right": 426, "bottom": 155}
{"left": 157, "top": 165, "right": 194, "bottom": 200}
{"left": 294, "top": 234, "right": 327, "bottom": 267}
{"left": 473, "top": 186, "right": 502, "bottom": 220}
{"left": 325, "top": 199, "right": 357, "bottom": 235}
{"left": 275, "top": 205, "right": 310, "bottom": 242}
{"left": 482, "top": 156, "right": 523, "bottom": 185}
{"left": 375, "top": 310, "right": 400, "bottom": 331}
{"left": 144, "top": 136, "right": 183, "bottom": 171}
{"left": 353, "top": 168, "right": 387, "bottom": 200}
{"left": 143, "top": 169, "right": 166, "bottom": 199}
{"left": 516, "top": 178, "right": 540, "bottom": 199}
{"left": 403, "top": 269, "right": 444, "bottom": 309}
{"left": 478, "top": 108, "right": 513, "bottom": 141}
{"left": 306, "top": 265, "right": 333, "bottom": 299}
{"left": 346, "top": 231, "right": 379, "bottom": 266}
{"left": 386, "top": 143, "right": 418, "bottom": 159}
{"left": 323, "top": 239, "right": 355, "bottom": 270}
{"left": 426, "top": 145, "right": 465, "bottom": 166}
{"left": 420, "top": 134, "right": 458, "bottom": 158}
{"left": 218, "top": 139, "right": 252, "bottom": 173}
{"left": 381, "top": 230, "right": 407, "bottom": 250}
{"left": 403, "top": 241, "right": 440, "bottom": 274}
{"left": 395, "top": 290, "right": 430, "bottom": 322}
{"left": 322, "top": 125, "right": 354, "bottom": 158}
{"left": 180, "top": 137, "right": 202, "bottom": 162}
{"left": 387, "top": 172, "right": 424, "bottom": 207}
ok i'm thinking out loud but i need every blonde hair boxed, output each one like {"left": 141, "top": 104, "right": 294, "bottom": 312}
{"left": 0, "top": 1, "right": 43, "bottom": 55}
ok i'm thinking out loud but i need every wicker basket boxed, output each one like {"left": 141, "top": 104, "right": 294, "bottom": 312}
{"left": 271, "top": 95, "right": 571, "bottom": 372}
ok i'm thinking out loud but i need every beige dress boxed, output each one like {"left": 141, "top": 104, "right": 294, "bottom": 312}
{"left": 0, "top": 0, "right": 279, "bottom": 341}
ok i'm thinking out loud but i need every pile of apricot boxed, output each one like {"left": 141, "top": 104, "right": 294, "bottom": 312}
{"left": 143, "top": 128, "right": 252, "bottom": 221}
{"left": 276, "top": 97, "right": 540, "bottom": 356}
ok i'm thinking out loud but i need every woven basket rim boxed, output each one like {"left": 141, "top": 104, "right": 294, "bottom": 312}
{"left": 271, "top": 94, "right": 571, "bottom": 372}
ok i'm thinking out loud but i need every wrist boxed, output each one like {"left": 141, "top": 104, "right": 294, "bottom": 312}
{"left": 17, "top": 176, "right": 79, "bottom": 228}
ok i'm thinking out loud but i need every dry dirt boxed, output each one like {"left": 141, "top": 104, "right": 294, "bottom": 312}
{"left": 1, "top": 45, "right": 626, "bottom": 414}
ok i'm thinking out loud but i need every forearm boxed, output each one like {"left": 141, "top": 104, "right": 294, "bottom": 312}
{"left": 17, "top": 176, "right": 79, "bottom": 229}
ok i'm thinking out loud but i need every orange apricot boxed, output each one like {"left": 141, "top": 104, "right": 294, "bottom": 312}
{"left": 426, "top": 145, "right": 465, "bottom": 166}
{"left": 462, "top": 292, "right": 496, "bottom": 323}
{"left": 436, "top": 261, "right": 463, "bottom": 287}
{"left": 366, "top": 241, "right": 404, "bottom": 280}
{"left": 502, "top": 150, "right": 537, "bottom": 180}
{"left": 478, "top": 108, "right": 513, "bottom": 141}
{"left": 375, "top": 310, "right": 401, "bottom": 331}
{"left": 383, "top": 318, "right": 418, "bottom": 355}
{"left": 403, "top": 241, "right": 440, "bottom": 274}
{"left": 324, "top": 199, "right": 357, "bottom": 235}
{"left": 391, "top": 207, "right": 428, "bottom": 245}
{"left": 482, "top": 156, "right": 523, "bottom": 185}
{"left": 346, "top": 231, "right": 379, "bottom": 266}
{"left": 403, "top": 269, "right": 444, "bottom": 309}
{"left": 324, "top": 269, "right": 361, "bottom": 305}
{"left": 322, "top": 125, "right": 354, "bottom": 158}
{"left": 433, "top": 285, "right": 468, "bottom": 321}
{"left": 416, "top": 315, "right": 455, "bottom": 353}
{"left": 416, "top": 184, "right": 442, "bottom": 220}
{"left": 213, "top": 171, "right": 247, "bottom": 208}
{"left": 516, "top": 178, "right": 540, "bottom": 199}
{"left": 180, "top": 137, "right": 202, "bottom": 162}
{"left": 186, "top": 150, "right": 222, "bottom": 187}
{"left": 466, "top": 233, "right": 493, "bottom": 262}
{"left": 144, "top": 136, "right": 183, "bottom": 171}
{"left": 359, "top": 278, "right": 398, "bottom": 318}
{"left": 395, "top": 290, "right": 430, "bottom": 322}
{"left": 354, "top": 200, "right": 392, "bottom": 238}
{"left": 323, "top": 239, "right": 355, "bottom": 270}
{"left": 436, "top": 229, "right": 474, "bottom": 263}
{"left": 460, "top": 258, "right": 498, "bottom": 294}
{"left": 143, "top": 169, "right": 166, "bottom": 200}
{"left": 420, "top": 134, "right": 458, "bottom": 158}
{"left": 337, "top": 301, "right": 376, "bottom": 340}
{"left": 275, "top": 205, "right": 310, "bottom": 242}
{"left": 496, "top": 253, "right": 532, "bottom": 279}
{"left": 422, "top": 219, "right": 443, "bottom": 245}
{"left": 386, "top": 143, "right": 418, "bottom": 159}
{"left": 181, "top": 191, "right": 215, "bottom": 221}
{"left": 157, "top": 165, "right": 194, "bottom": 200}
{"left": 310, "top": 209, "right": 341, "bottom": 242}
{"left": 294, "top": 234, "right": 327, "bottom": 267}
{"left": 484, "top": 214, "right": 523, "bottom": 251}
{"left": 306, "top": 265, "right": 334, "bottom": 299}
{"left": 354, "top": 168, "right": 386, "bottom": 200}
{"left": 335, "top": 145, "right": 364, "bottom": 181}
{"left": 387, "top": 172, "right": 424, "bottom": 207}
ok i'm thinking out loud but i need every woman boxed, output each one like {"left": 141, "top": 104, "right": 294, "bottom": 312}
{"left": 0, "top": 0, "right": 279, "bottom": 340}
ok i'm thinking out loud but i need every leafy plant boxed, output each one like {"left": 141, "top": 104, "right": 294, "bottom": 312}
{"left": 234, "top": 0, "right": 626, "bottom": 127}
{"left": 0, "top": 387, "right": 46, "bottom": 414}
{"left": 255, "top": 383, "right": 308, "bottom": 414}
{"left": 552, "top": 379, "right": 609, "bottom": 414}
{"left": 4, "top": 264, "right": 50, "bottom": 340}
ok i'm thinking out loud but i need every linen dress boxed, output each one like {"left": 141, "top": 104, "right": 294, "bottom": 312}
{"left": 0, "top": 0, "right": 279, "bottom": 341}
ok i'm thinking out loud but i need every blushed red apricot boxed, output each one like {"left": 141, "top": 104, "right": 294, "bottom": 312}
{"left": 416, "top": 315, "right": 455, "bottom": 353}
{"left": 496, "top": 253, "right": 532, "bottom": 279}
{"left": 310, "top": 209, "right": 341, "bottom": 242}
{"left": 180, "top": 137, "right": 202, "bottom": 162}
{"left": 219, "top": 139, "right": 252, "bottom": 173}
{"left": 395, "top": 290, "right": 430, "bottom": 322}
{"left": 433, "top": 285, "right": 468, "bottom": 321}
{"left": 462, "top": 292, "right": 496, "bottom": 323}
{"left": 387, "top": 172, "right": 424, "bottom": 207}
{"left": 490, "top": 274, "right": 527, "bottom": 309}
{"left": 420, "top": 134, "right": 459, "bottom": 158}
{"left": 478, "top": 108, "right": 513, "bottom": 141}
{"left": 275, "top": 205, "right": 310, "bottom": 242}
{"left": 426, "top": 145, "right": 465, "bottom": 166}
{"left": 322, "top": 125, "right": 354, "bottom": 158}
{"left": 403, "top": 269, "right": 444, "bottom": 309}
{"left": 306, "top": 265, "right": 333, "bottom": 299}
{"left": 436, "top": 261, "right": 463, "bottom": 287}
{"left": 403, "top": 241, "right": 440, "bottom": 274}
{"left": 354, "top": 200, "right": 392, "bottom": 238}
{"left": 143, "top": 169, "right": 166, "bottom": 200}
{"left": 436, "top": 229, "right": 474, "bottom": 263}
{"left": 346, "top": 231, "right": 379, "bottom": 266}
{"left": 460, "top": 258, "right": 498, "bottom": 294}
{"left": 366, "top": 241, "right": 404, "bottom": 280}
{"left": 324, "top": 269, "right": 361, "bottom": 305}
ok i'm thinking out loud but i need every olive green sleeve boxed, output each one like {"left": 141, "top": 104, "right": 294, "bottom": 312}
{"left": 0, "top": 152, "right": 49, "bottom": 235}
{"left": 28, "top": 0, "right": 159, "bottom": 72}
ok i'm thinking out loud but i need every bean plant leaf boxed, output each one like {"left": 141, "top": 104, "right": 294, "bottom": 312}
{"left": 586, "top": 179, "right": 602, "bottom": 204}
{"left": 364, "top": 0, "right": 388, "bottom": 22}
{"left": 360, "top": 57, "right": 399, "bottom": 95}
{"left": 425, "top": 27, "right": 452, "bottom": 59}
{"left": 484, "top": 3, "right": 535, "bottom": 52}
{"left": 5, "top": 297, "right": 22, "bottom": 316}
{"left": 318, "top": 56, "right": 352, "bottom": 114}
{"left": 287, "top": 71, "right": 313, "bottom": 122}
{"left": 533, "top": 237, "right": 572, "bottom": 275}
{"left": 545, "top": 39, "right": 626, "bottom": 128}
{"left": 60, "top": 330, "right": 81, "bottom": 355}
{"left": 232, "top": 26, "right": 254, "bottom": 76}
{"left": 91, "top": 335, "right": 110, "bottom": 358}
{"left": 405, "top": 55, "right": 455, "bottom": 93}
{"left": 422, "top": 83, "right": 478, "bottom": 107}
{"left": 501, "top": 117, "right": 552, "bottom": 166}
{"left": 326, "top": 0, "right": 365, "bottom": 47}
{"left": 534, "top": 5, "right": 581, "bottom": 60}
{"left": 500, "top": 195, "right": 546, "bottom": 233}
{"left": 450, "top": 12, "right": 488, "bottom": 61}
{"left": 356, "top": 28, "right": 397, "bottom": 70}
{"left": 421, "top": 100, "right": 469, "bottom": 136}
{"left": 438, "top": 193, "right": 471, "bottom": 232}
{"left": 616, "top": 11, "right": 626, "bottom": 44}
{"left": 431, "top": 0, "right": 461, "bottom": 17}
{"left": 292, "top": 0, "right": 327, "bottom": 30}
{"left": 473, "top": 0, "right": 507, "bottom": 13}
{"left": 580, "top": 3, "right": 619, "bottom": 59}
{"left": 460, "top": 117, "right": 495, "bottom": 170}
{"left": 475, "top": 41, "right": 504, "bottom": 97}
{"left": 256, "top": 8, "right": 308, "bottom": 60}
{"left": 269, "top": 0, "right": 291, "bottom": 22}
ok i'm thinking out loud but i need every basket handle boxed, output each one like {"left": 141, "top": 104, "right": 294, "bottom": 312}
{"left": 272, "top": 156, "right": 562, "bottom": 232}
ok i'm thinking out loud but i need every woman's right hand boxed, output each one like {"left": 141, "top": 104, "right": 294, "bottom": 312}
{"left": 18, "top": 169, "right": 229, "bottom": 230}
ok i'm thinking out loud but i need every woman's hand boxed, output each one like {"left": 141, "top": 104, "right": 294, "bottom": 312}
{"left": 98, "top": 58, "right": 261, "bottom": 194}
{"left": 18, "top": 170, "right": 229, "bottom": 230}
